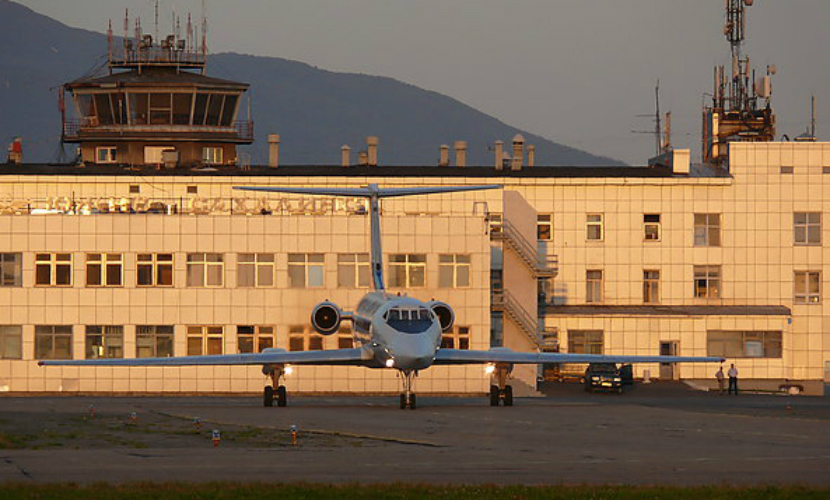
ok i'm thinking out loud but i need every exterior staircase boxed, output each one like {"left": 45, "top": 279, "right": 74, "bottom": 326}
{"left": 491, "top": 220, "right": 558, "bottom": 278}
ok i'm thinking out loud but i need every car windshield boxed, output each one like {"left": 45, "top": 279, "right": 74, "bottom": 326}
{"left": 385, "top": 307, "right": 433, "bottom": 334}
{"left": 590, "top": 364, "right": 618, "bottom": 373}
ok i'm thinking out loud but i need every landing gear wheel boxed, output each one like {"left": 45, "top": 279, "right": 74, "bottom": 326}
{"left": 277, "top": 385, "right": 287, "bottom": 407}
{"left": 399, "top": 394, "right": 407, "bottom": 409}
{"left": 503, "top": 385, "right": 513, "bottom": 407}
{"left": 263, "top": 385, "right": 274, "bottom": 407}
{"left": 489, "top": 385, "right": 500, "bottom": 406}
{"left": 409, "top": 394, "right": 417, "bottom": 410}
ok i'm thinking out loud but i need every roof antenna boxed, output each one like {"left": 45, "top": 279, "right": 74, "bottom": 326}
{"left": 811, "top": 95, "right": 817, "bottom": 139}
{"left": 154, "top": 0, "right": 159, "bottom": 49}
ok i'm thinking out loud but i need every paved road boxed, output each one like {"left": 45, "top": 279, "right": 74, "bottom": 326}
{"left": 1, "top": 384, "right": 829, "bottom": 485}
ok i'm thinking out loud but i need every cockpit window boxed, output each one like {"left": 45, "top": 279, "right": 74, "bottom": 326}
{"left": 385, "top": 307, "right": 434, "bottom": 334}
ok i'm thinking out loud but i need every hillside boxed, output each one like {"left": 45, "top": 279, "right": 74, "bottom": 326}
{"left": 0, "top": 0, "right": 622, "bottom": 166}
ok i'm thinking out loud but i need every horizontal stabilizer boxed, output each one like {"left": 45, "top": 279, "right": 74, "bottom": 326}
{"left": 234, "top": 184, "right": 501, "bottom": 199}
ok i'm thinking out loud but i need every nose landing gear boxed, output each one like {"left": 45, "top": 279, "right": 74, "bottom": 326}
{"left": 399, "top": 370, "right": 417, "bottom": 409}
{"left": 263, "top": 365, "right": 288, "bottom": 408}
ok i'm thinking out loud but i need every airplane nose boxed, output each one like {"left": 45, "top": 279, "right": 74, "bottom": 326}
{"left": 389, "top": 338, "right": 435, "bottom": 371}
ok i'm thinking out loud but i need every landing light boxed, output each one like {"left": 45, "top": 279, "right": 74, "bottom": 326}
{"left": 484, "top": 363, "right": 496, "bottom": 375}
{"left": 285, "top": 365, "right": 294, "bottom": 376}
{"left": 385, "top": 358, "right": 395, "bottom": 368}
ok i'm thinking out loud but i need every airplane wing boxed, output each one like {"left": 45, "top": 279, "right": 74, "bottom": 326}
{"left": 233, "top": 186, "right": 372, "bottom": 198}
{"left": 38, "top": 347, "right": 372, "bottom": 367}
{"left": 433, "top": 348, "right": 723, "bottom": 365}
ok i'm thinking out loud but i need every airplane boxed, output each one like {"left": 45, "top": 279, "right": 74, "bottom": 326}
{"left": 40, "top": 184, "right": 723, "bottom": 409}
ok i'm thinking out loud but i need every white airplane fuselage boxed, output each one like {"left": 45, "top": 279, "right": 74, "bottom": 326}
{"left": 351, "top": 292, "right": 442, "bottom": 371}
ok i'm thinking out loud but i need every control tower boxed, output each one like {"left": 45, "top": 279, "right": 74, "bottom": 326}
{"left": 60, "top": 12, "right": 253, "bottom": 168}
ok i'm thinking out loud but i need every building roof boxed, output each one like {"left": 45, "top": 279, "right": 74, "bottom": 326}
{"left": 544, "top": 305, "right": 791, "bottom": 317}
{"left": 0, "top": 163, "right": 731, "bottom": 179}
{"left": 67, "top": 67, "right": 248, "bottom": 90}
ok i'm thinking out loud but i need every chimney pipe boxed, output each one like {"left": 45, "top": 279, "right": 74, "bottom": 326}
{"left": 527, "top": 145, "right": 536, "bottom": 168}
{"left": 511, "top": 134, "right": 524, "bottom": 171}
{"left": 494, "top": 140, "right": 504, "bottom": 170}
{"left": 439, "top": 145, "right": 450, "bottom": 167}
{"left": 366, "top": 136, "right": 379, "bottom": 166}
{"left": 358, "top": 150, "right": 369, "bottom": 166}
{"left": 453, "top": 140, "right": 467, "bottom": 167}
{"left": 341, "top": 145, "right": 351, "bottom": 167}
{"left": 267, "top": 134, "right": 280, "bottom": 168}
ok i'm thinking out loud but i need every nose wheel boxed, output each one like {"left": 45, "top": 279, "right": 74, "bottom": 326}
{"left": 399, "top": 370, "right": 417, "bottom": 410}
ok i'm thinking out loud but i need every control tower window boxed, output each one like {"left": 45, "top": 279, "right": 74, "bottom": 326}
{"left": 129, "top": 93, "right": 149, "bottom": 125}
{"left": 206, "top": 94, "right": 223, "bottom": 126}
{"left": 94, "top": 94, "right": 114, "bottom": 125}
{"left": 193, "top": 93, "right": 209, "bottom": 125}
{"left": 172, "top": 93, "right": 193, "bottom": 125}
{"left": 149, "top": 93, "right": 172, "bottom": 125}
{"left": 76, "top": 94, "right": 94, "bottom": 123}
{"left": 221, "top": 95, "right": 239, "bottom": 126}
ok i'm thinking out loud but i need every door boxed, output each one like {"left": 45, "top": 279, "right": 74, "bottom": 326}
{"left": 659, "top": 341, "right": 678, "bottom": 380}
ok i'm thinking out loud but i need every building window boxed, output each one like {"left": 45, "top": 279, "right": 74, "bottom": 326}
{"left": 694, "top": 265, "right": 721, "bottom": 299}
{"left": 337, "top": 253, "right": 371, "bottom": 288}
{"left": 129, "top": 185, "right": 141, "bottom": 194}
{"left": 537, "top": 214, "right": 552, "bottom": 241}
{"left": 96, "top": 146, "right": 117, "bottom": 164}
{"left": 488, "top": 213, "right": 503, "bottom": 236}
{"left": 186, "top": 326, "right": 224, "bottom": 356}
{"left": 338, "top": 325, "right": 354, "bottom": 349}
{"left": 568, "top": 330, "right": 603, "bottom": 355}
{"left": 586, "top": 214, "right": 604, "bottom": 241}
{"left": 0, "top": 326, "right": 22, "bottom": 359}
{"left": 707, "top": 330, "right": 782, "bottom": 358}
{"left": 85, "top": 326, "right": 124, "bottom": 359}
{"left": 35, "top": 253, "right": 72, "bottom": 287}
{"left": 794, "top": 212, "right": 821, "bottom": 246}
{"left": 643, "top": 270, "right": 660, "bottom": 304}
{"left": 187, "top": 185, "right": 198, "bottom": 195}
{"left": 438, "top": 254, "right": 471, "bottom": 288}
{"left": 237, "top": 325, "right": 275, "bottom": 353}
{"left": 0, "top": 253, "right": 22, "bottom": 287}
{"left": 137, "top": 254, "right": 174, "bottom": 287}
{"left": 202, "top": 147, "right": 223, "bottom": 165}
{"left": 288, "top": 325, "right": 324, "bottom": 352}
{"left": 86, "top": 253, "right": 123, "bottom": 287}
{"left": 238, "top": 253, "right": 275, "bottom": 288}
{"left": 288, "top": 253, "right": 325, "bottom": 288}
{"left": 441, "top": 326, "right": 471, "bottom": 350}
{"left": 136, "top": 325, "right": 174, "bottom": 358}
{"left": 794, "top": 271, "right": 821, "bottom": 304}
{"left": 186, "top": 253, "right": 224, "bottom": 287}
{"left": 644, "top": 214, "right": 661, "bottom": 241}
{"left": 586, "top": 270, "right": 603, "bottom": 303}
{"left": 694, "top": 214, "right": 721, "bottom": 247}
{"left": 388, "top": 254, "right": 427, "bottom": 288}
{"left": 34, "top": 325, "right": 73, "bottom": 360}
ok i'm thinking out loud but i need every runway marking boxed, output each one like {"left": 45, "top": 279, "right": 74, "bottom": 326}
{"left": 152, "top": 410, "right": 444, "bottom": 448}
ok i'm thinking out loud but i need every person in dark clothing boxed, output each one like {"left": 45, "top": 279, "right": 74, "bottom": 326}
{"left": 727, "top": 363, "right": 739, "bottom": 395}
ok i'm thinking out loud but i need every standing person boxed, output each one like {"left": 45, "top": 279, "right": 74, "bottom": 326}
{"left": 715, "top": 365, "right": 726, "bottom": 395}
{"left": 727, "top": 363, "right": 739, "bottom": 395}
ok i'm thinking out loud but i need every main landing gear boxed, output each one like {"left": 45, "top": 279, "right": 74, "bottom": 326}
{"left": 489, "top": 363, "right": 514, "bottom": 407}
{"left": 399, "top": 370, "right": 417, "bottom": 410}
{"left": 263, "top": 365, "right": 288, "bottom": 408}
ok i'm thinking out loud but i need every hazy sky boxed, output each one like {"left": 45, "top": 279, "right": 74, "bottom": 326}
{"left": 17, "top": 0, "right": 830, "bottom": 165}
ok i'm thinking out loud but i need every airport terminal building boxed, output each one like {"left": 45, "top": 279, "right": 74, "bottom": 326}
{"left": 1, "top": 24, "right": 829, "bottom": 396}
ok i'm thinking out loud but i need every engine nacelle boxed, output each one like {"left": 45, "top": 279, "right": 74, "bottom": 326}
{"left": 311, "top": 302, "right": 342, "bottom": 336}
{"left": 428, "top": 301, "right": 455, "bottom": 333}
